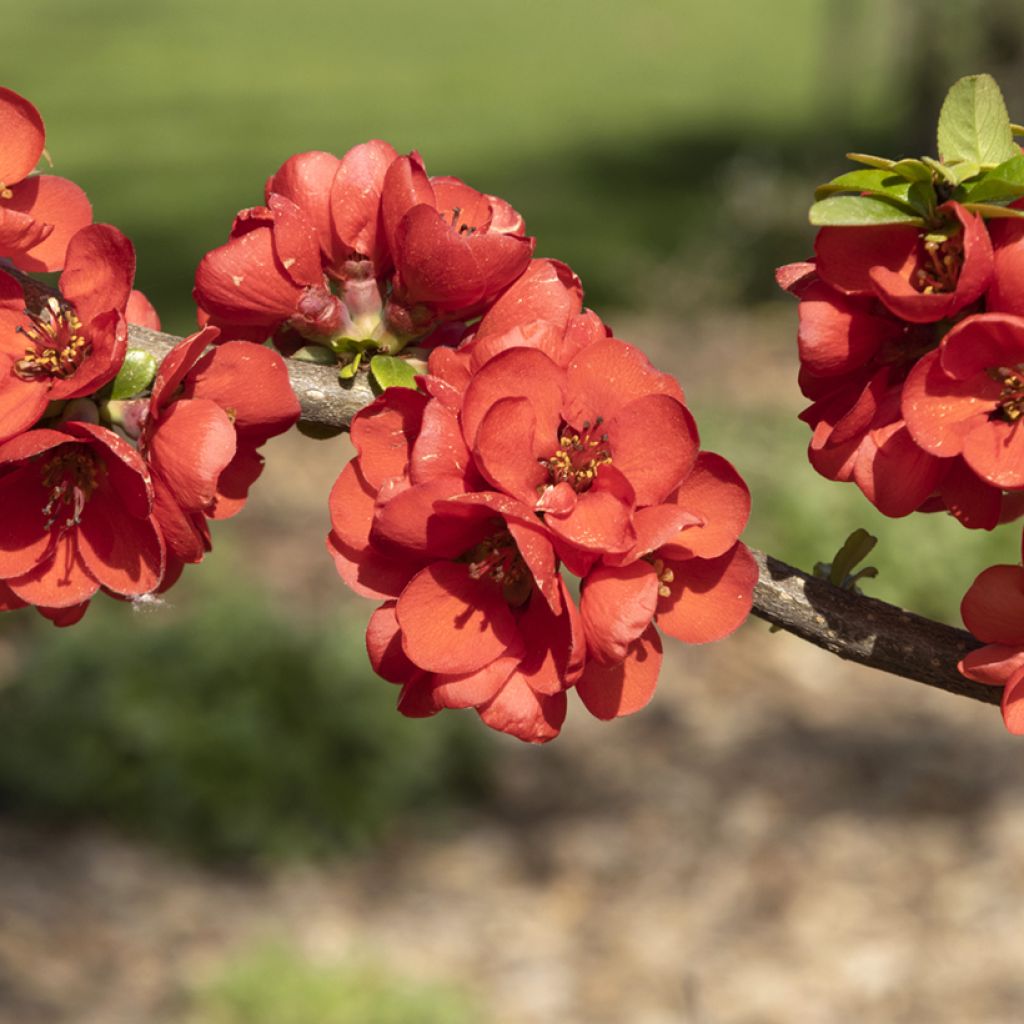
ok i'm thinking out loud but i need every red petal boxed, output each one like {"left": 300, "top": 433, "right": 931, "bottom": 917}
{"left": 854, "top": 422, "right": 946, "bottom": 517}
{"left": 126, "top": 289, "right": 161, "bottom": 329}
{"left": 330, "top": 140, "right": 398, "bottom": 268}
{"left": 433, "top": 655, "right": 519, "bottom": 709}
{"left": 0, "top": 206, "right": 52, "bottom": 259}
{"left": 266, "top": 150, "right": 342, "bottom": 263}
{"left": 2, "top": 176, "right": 92, "bottom": 272}
{"left": 474, "top": 258, "right": 582, "bottom": 338}
{"left": 460, "top": 346, "right": 564, "bottom": 449}
{"left": 477, "top": 672, "right": 566, "bottom": 743}
{"left": 183, "top": 341, "right": 300, "bottom": 443}
{"left": 396, "top": 561, "right": 523, "bottom": 674}
{"left": 814, "top": 224, "right": 918, "bottom": 295}
{"left": 580, "top": 561, "right": 658, "bottom": 664}
{"left": 959, "top": 643, "right": 1024, "bottom": 687}
{"left": 656, "top": 543, "right": 757, "bottom": 644}
{"left": 7, "top": 533, "right": 98, "bottom": 608}
{"left": 902, "top": 350, "right": 992, "bottom": 457}
{"left": 0, "top": 362, "right": 48, "bottom": 443}
{"left": 0, "top": 462, "right": 53, "bottom": 577}
{"left": 473, "top": 396, "right": 548, "bottom": 503}
{"left": 350, "top": 387, "right": 428, "bottom": 489}
{"left": 659, "top": 452, "right": 750, "bottom": 560}
{"left": 267, "top": 194, "right": 324, "bottom": 287}
{"left": 146, "top": 399, "right": 237, "bottom": 511}
{"left": 575, "top": 625, "right": 662, "bottom": 720}
{"left": 0, "top": 87, "right": 45, "bottom": 183}
{"left": 76, "top": 488, "right": 163, "bottom": 596}
{"left": 381, "top": 153, "right": 434, "bottom": 259}
{"left": 961, "top": 564, "right": 1024, "bottom": 645}
{"left": 59, "top": 224, "right": 135, "bottom": 325}
{"left": 366, "top": 601, "right": 420, "bottom": 684}
{"left": 565, "top": 338, "right": 685, "bottom": 426}
{"left": 605, "top": 394, "right": 698, "bottom": 506}
{"left": 208, "top": 444, "right": 264, "bottom": 520}
{"left": 410, "top": 399, "right": 477, "bottom": 486}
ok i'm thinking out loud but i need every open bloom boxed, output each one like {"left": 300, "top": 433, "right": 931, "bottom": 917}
{"left": 141, "top": 326, "right": 300, "bottom": 583}
{"left": 0, "top": 86, "right": 92, "bottom": 272}
{"left": 0, "top": 421, "right": 163, "bottom": 610}
{"left": 0, "top": 224, "right": 134, "bottom": 443}
{"left": 903, "top": 313, "right": 1024, "bottom": 490}
{"left": 813, "top": 202, "right": 993, "bottom": 323}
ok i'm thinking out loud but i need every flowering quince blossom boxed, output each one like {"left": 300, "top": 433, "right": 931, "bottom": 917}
{"left": 139, "top": 326, "right": 301, "bottom": 588}
{"left": 0, "top": 86, "right": 92, "bottom": 272}
{"left": 194, "top": 142, "right": 534, "bottom": 368}
{"left": 328, "top": 305, "right": 756, "bottom": 742}
{"left": 0, "top": 422, "right": 163, "bottom": 613}
{"left": 0, "top": 223, "right": 134, "bottom": 443}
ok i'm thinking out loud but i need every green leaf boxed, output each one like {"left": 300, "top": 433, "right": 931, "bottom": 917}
{"left": 110, "top": 349, "right": 158, "bottom": 400}
{"left": 808, "top": 195, "right": 924, "bottom": 228}
{"left": 890, "top": 159, "right": 933, "bottom": 183}
{"left": 845, "top": 152, "right": 896, "bottom": 170}
{"left": 338, "top": 351, "right": 363, "bottom": 380}
{"left": 921, "top": 156, "right": 959, "bottom": 185}
{"left": 291, "top": 345, "right": 337, "bottom": 365}
{"left": 369, "top": 354, "right": 419, "bottom": 391}
{"left": 814, "top": 169, "right": 912, "bottom": 203}
{"left": 958, "top": 154, "right": 1024, "bottom": 203}
{"left": 937, "top": 73, "right": 1018, "bottom": 167}
{"left": 960, "top": 202, "right": 1024, "bottom": 219}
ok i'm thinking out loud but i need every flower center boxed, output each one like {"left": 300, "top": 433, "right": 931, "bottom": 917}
{"left": 463, "top": 529, "right": 531, "bottom": 606}
{"left": 989, "top": 367, "right": 1024, "bottom": 423}
{"left": 39, "top": 447, "right": 103, "bottom": 532}
{"left": 442, "top": 206, "right": 477, "bottom": 236}
{"left": 914, "top": 234, "right": 962, "bottom": 295}
{"left": 12, "top": 296, "right": 90, "bottom": 382}
{"left": 540, "top": 418, "right": 613, "bottom": 493}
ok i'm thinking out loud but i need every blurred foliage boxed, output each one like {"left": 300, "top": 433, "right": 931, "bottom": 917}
{"left": 186, "top": 944, "right": 478, "bottom": 1024}
{"left": 0, "top": 583, "right": 493, "bottom": 863}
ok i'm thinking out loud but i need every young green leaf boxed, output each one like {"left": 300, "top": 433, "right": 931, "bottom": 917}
{"left": 937, "top": 73, "right": 1018, "bottom": 167}
{"left": 960, "top": 202, "right": 1024, "bottom": 219}
{"left": 109, "top": 350, "right": 158, "bottom": 400}
{"left": 845, "top": 152, "right": 896, "bottom": 170}
{"left": 890, "top": 159, "right": 933, "bottom": 183}
{"left": 958, "top": 154, "right": 1024, "bottom": 204}
{"left": 809, "top": 195, "right": 924, "bottom": 228}
{"left": 369, "top": 354, "right": 419, "bottom": 391}
{"left": 814, "top": 169, "right": 912, "bottom": 203}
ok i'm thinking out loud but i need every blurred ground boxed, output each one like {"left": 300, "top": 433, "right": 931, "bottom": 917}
{"left": 2, "top": 311, "right": 1023, "bottom": 1024}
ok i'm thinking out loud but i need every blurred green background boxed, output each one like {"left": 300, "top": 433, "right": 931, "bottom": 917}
{"left": 4, "top": 2, "right": 1024, "bottom": 1020}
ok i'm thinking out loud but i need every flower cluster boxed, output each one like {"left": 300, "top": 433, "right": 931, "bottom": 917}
{"left": 0, "top": 88, "right": 299, "bottom": 625}
{"left": 778, "top": 74, "right": 1024, "bottom": 735}
{"left": 328, "top": 253, "right": 756, "bottom": 742}
{"left": 194, "top": 143, "right": 534, "bottom": 368}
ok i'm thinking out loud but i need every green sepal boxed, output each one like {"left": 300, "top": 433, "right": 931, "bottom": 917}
{"left": 957, "top": 154, "right": 1024, "bottom": 204}
{"left": 845, "top": 152, "right": 896, "bottom": 170}
{"left": 110, "top": 349, "right": 158, "bottom": 400}
{"left": 369, "top": 354, "right": 419, "bottom": 391}
{"left": 291, "top": 345, "right": 337, "bottom": 365}
{"left": 937, "top": 73, "right": 1018, "bottom": 168}
{"left": 338, "top": 351, "right": 363, "bottom": 380}
{"left": 809, "top": 195, "right": 924, "bottom": 228}
{"left": 948, "top": 160, "right": 982, "bottom": 184}
{"left": 1012, "top": 122, "right": 1024, "bottom": 136}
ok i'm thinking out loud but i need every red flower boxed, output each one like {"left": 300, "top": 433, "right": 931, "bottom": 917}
{"left": 0, "top": 224, "right": 134, "bottom": 443}
{"left": 381, "top": 153, "right": 534, "bottom": 315}
{"left": 576, "top": 452, "right": 757, "bottom": 718}
{"left": 142, "top": 327, "right": 301, "bottom": 577}
{"left": 813, "top": 202, "right": 993, "bottom": 324}
{"left": 461, "top": 338, "right": 697, "bottom": 568}
{"left": 960, "top": 561, "right": 1024, "bottom": 734}
{"left": 903, "top": 313, "right": 1024, "bottom": 490}
{"left": 0, "top": 87, "right": 92, "bottom": 272}
{"left": 0, "top": 422, "right": 163, "bottom": 609}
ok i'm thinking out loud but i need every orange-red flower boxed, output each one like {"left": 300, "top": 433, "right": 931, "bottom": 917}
{"left": 0, "top": 422, "right": 163, "bottom": 609}
{"left": 0, "top": 224, "right": 135, "bottom": 444}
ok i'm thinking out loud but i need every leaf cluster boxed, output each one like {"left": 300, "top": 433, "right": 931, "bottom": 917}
{"left": 810, "top": 75, "right": 1024, "bottom": 230}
